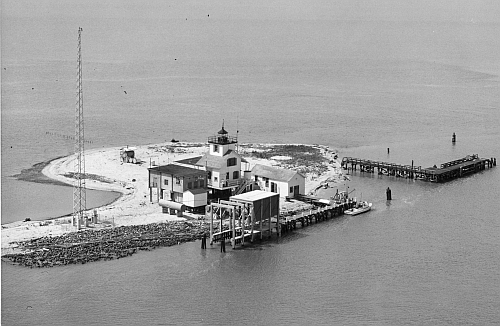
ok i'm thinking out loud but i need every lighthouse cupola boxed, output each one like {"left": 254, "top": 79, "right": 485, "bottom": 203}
{"left": 208, "top": 121, "right": 238, "bottom": 156}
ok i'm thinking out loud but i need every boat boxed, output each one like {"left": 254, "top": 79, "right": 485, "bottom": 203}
{"left": 344, "top": 201, "right": 372, "bottom": 215}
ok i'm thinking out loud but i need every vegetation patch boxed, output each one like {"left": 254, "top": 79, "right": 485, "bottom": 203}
{"left": 244, "top": 144, "right": 329, "bottom": 175}
{"left": 63, "top": 172, "right": 115, "bottom": 184}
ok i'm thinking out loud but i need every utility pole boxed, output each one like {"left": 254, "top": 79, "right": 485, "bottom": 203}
{"left": 73, "top": 27, "right": 86, "bottom": 229}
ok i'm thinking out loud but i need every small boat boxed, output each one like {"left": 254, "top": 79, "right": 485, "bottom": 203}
{"left": 344, "top": 201, "right": 372, "bottom": 216}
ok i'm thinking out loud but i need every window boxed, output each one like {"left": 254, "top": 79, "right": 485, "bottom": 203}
{"left": 213, "top": 145, "right": 218, "bottom": 152}
{"left": 226, "top": 172, "right": 230, "bottom": 180}
{"left": 207, "top": 171, "right": 212, "bottom": 179}
{"left": 175, "top": 177, "right": 181, "bottom": 185}
{"left": 254, "top": 176, "right": 258, "bottom": 182}
{"left": 164, "top": 179, "right": 169, "bottom": 186}
{"left": 227, "top": 157, "right": 237, "bottom": 167}
{"left": 290, "top": 186, "right": 293, "bottom": 193}
{"left": 233, "top": 171, "right": 239, "bottom": 179}
{"left": 265, "top": 177, "right": 269, "bottom": 187}
{"left": 214, "top": 177, "right": 218, "bottom": 182}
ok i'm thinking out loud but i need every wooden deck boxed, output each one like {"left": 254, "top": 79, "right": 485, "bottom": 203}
{"left": 341, "top": 155, "right": 496, "bottom": 183}
{"left": 210, "top": 201, "right": 358, "bottom": 247}
{"left": 279, "top": 202, "right": 355, "bottom": 233}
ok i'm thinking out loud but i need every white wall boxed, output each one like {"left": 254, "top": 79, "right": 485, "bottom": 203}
{"left": 254, "top": 174, "right": 305, "bottom": 197}
{"left": 183, "top": 191, "right": 207, "bottom": 208}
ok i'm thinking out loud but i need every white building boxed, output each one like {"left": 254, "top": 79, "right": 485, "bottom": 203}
{"left": 174, "top": 123, "right": 248, "bottom": 199}
{"left": 250, "top": 164, "right": 305, "bottom": 198}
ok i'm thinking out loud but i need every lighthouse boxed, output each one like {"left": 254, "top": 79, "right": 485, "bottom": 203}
{"left": 195, "top": 121, "right": 246, "bottom": 199}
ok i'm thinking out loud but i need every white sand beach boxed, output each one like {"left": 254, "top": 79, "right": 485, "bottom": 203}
{"left": 1, "top": 142, "right": 345, "bottom": 253}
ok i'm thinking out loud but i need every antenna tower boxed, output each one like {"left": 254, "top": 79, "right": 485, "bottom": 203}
{"left": 73, "top": 27, "right": 86, "bottom": 228}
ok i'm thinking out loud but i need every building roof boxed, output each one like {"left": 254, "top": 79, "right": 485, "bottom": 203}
{"left": 218, "top": 126, "right": 228, "bottom": 135}
{"left": 230, "top": 190, "right": 279, "bottom": 202}
{"left": 251, "top": 164, "right": 304, "bottom": 182}
{"left": 225, "top": 149, "right": 248, "bottom": 161}
{"left": 120, "top": 147, "right": 136, "bottom": 151}
{"left": 196, "top": 153, "right": 224, "bottom": 169}
{"left": 195, "top": 151, "right": 246, "bottom": 169}
{"left": 175, "top": 156, "right": 203, "bottom": 166}
{"left": 148, "top": 164, "right": 206, "bottom": 177}
{"left": 184, "top": 188, "right": 208, "bottom": 195}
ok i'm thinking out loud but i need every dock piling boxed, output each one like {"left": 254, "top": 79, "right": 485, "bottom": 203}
{"left": 386, "top": 187, "right": 392, "bottom": 200}
{"left": 342, "top": 155, "right": 494, "bottom": 183}
{"left": 201, "top": 234, "right": 207, "bottom": 249}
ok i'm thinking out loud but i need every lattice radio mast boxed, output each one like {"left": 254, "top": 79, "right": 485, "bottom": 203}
{"left": 73, "top": 27, "right": 86, "bottom": 228}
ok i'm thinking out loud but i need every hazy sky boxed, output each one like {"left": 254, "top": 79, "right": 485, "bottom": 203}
{"left": 3, "top": 0, "right": 500, "bottom": 23}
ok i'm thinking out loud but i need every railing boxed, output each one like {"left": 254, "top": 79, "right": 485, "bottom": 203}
{"left": 234, "top": 179, "right": 251, "bottom": 195}
{"left": 440, "top": 154, "right": 478, "bottom": 169}
{"left": 207, "top": 178, "right": 244, "bottom": 190}
{"left": 207, "top": 135, "right": 238, "bottom": 144}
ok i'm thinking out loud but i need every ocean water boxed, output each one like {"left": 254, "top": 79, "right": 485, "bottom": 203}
{"left": 2, "top": 1, "right": 500, "bottom": 325}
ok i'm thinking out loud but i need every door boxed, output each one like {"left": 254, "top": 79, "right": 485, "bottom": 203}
{"left": 293, "top": 185, "right": 299, "bottom": 197}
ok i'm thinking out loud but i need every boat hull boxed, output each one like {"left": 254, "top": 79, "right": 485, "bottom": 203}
{"left": 344, "top": 203, "right": 372, "bottom": 216}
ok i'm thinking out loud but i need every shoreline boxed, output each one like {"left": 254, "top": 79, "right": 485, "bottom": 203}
{"left": 1, "top": 142, "right": 345, "bottom": 255}
{"left": 11, "top": 156, "right": 72, "bottom": 187}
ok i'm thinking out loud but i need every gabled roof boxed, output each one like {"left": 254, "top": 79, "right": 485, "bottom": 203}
{"left": 175, "top": 156, "right": 203, "bottom": 166}
{"left": 195, "top": 151, "right": 246, "bottom": 169}
{"left": 251, "top": 164, "right": 304, "bottom": 182}
{"left": 148, "top": 164, "right": 206, "bottom": 177}
{"left": 184, "top": 188, "right": 208, "bottom": 195}
{"left": 196, "top": 153, "right": 224, "bottom": 169}
{"left": 224, "top": 150, "right": 247, "bottom": 162}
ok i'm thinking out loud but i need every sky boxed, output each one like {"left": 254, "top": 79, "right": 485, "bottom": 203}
{"left": 2, "top": 0, "right": 500, "bottom": 23}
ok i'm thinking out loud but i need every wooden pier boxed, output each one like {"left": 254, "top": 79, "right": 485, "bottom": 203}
{"left": 279, "top": 201, "right": 356, "bottom": 234}
{"left": 341, "top": 155, "right": 496, "bottom": 183}
{"left": 209, "top": 200, "right": 357, "bottom": 247}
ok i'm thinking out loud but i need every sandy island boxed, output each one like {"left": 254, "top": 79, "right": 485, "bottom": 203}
{"left": 1, "top": 142, "right": 346, "bottom": 255}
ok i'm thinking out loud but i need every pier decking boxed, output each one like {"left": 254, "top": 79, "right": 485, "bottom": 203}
{"left": 341, "top": 155, "right": 496, "bottom": 183}
{"left": 209, "top": 200, "right": 357, "bottom": 249}
{"left": 279, "top": 201, "right": 355, "bottom": 233}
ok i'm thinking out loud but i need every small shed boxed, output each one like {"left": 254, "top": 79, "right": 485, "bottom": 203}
{"left": 251, "top": 164, "right": 305, "bottom": 198}
{"left": 120, "top": 146, "right": 137, "bottom": 163}
{"left": 184, "top": 188, "right": 208, "bottom": 209}
{"left": 230, "top": 190, "right": 280, "bottom": 239}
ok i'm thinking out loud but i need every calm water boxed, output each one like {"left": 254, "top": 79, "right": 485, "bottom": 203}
{"left": 2, "top": 1, "right": 500, "bottom": 325}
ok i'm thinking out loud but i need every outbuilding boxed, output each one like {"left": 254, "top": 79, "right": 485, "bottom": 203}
{"left": 250, "top": 164, "right": 305, "bottom": 198}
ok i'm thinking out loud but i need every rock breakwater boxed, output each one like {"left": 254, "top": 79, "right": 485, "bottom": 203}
{"left": 2, "top": 221, "right": 209, "bottom": 268}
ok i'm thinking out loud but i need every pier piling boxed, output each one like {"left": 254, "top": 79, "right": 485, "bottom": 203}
{"left": 342, "top": 155, "right": 494, "bottom": 183}
{"left": 386, "top": 187, "right": 392, "bottom": 200}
